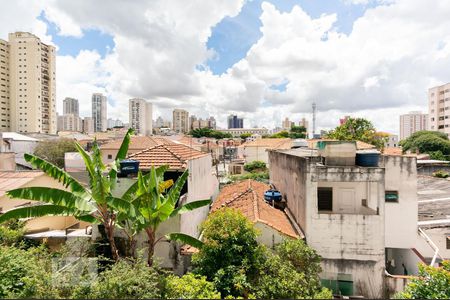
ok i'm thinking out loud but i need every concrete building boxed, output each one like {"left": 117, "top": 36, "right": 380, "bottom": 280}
{"left": 190, "top": 115, "right": 216, "bottom": 130}
{"left": 241, "top": 138, "right": 293, "bottom": 165}
{"left": 92, "top": 93, "right": 107, "bottom": 132}
{"left": 57, "top": 113, "right": 82, "bottom": 132}
{"left": 0, "top": 32, "right": 57, "bottom": 134}
{"left": 227, "top": 114, "right": 243, "bottom": 129}
{"left": 282, "top": 117, "right": 294, "bottom": 130}
{"left": 428, "top": 82, "right": 450, "bottom": 137}
{"left": 299, "top": 117, "right": 309, "bottom": 137}
{"left": 172, "top": 109, "right": 189, "bottom": 134}
{"left": 63, "top": 97, "right": 79, "bottom": 116}
{"left": 219, "top": 128, "right": 268, "bottom": 138}
{"left": 129, "top": 98, "right": 152, "bottom": 135}
{"left": 107, "top": 118, "right": 123, "bottom": 129}
{"left": 82, "top": 117, "right": 94, "bottom": 134}
{"left": 0, "top": 132, "right": 38, "bottom": 168}
{"left": 400, "top": 111, "right": 428, "bottom": 140}
{"left": 268, "top": 141, "right": 421, "bottom": 298}
{"left": 385, "top": 133, "right": 399, "bottom": 148}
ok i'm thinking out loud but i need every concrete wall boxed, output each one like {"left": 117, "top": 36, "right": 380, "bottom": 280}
{"left": 243, "top": 146, "right": 269, "bottom": 165}
{"left": 381, "top": 156, "right": 418, "bottom": 248}
{"left": 255, "top": 222, "right": 293, "bottom": 249}
{"left": 182, "top": 154, "right": 218, "bottom": 237}
{"left": 415, "top": 227, "right": 450, "bottom": 260}
{"left": 386, "top": 248, "right": 421, "bottom": 276}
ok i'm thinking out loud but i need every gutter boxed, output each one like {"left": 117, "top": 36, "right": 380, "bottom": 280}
{"left": 418, "top": 227, "right": 443, "bottom": 266}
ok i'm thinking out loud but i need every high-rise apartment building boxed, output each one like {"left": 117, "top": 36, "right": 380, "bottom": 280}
{"left": 92, "top": 93, "right": 107, "bottom": 132}
{"left": 399, "top": 111, "right": 428, "bottom": 140}
{"left": 107, "top": 118, "right": 123, "bottom": 129}
{"left": 428, "top": 83, "right": 450, "bottom": 137}
{"left": 227, "top": 114, "right": 243, "bottom": 129}
{"left": 129, "top": 98, "right": 152, "bottom": 135}
{"left": 0, "top": 32, "right": 57, "bottom": 134}
{"left": 282, "top": 117, "right": 294, "bottom": 130}
{"left": 83, "top": 117, "right": 94, "bottom": 134}
{"left": 57, "top": 113, "right": 82, "bottom": 132}
{"left": 63, "top": 97, "right": 79, "bottom": 116}
{"left": 172, "top": 109, "right": 189, "bottom": 133}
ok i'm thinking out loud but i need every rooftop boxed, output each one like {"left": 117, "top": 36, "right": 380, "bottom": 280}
{"left": 127, "top": 143, "right": 208, "bottom": 170}
{"left": 0, "top": 132, "right": 39, "bottom": 142}
{"left": 0, "top": 171, "right": 44, "bottom": 198}
{"left": 101, "top": 136, "right": 174, "bottom": 150}
{"left": 417, "top": 176, "right": 450, "bottom": 227}
{"left": 307, "top": 139, "right": 376, "bottom": 150}
{"left": 211, "top": 179, "right": 300, "bottom": 238}
{"left": 242, "top": 138, "right": 293, "bottom": 149}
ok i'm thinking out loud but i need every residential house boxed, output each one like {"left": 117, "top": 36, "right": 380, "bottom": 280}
{"left": 211, "top": 179, "right": 300, "bottom": 248}
{"left": 0, "top": 132, "right": 39, "bottom": 168}
{"left": 240, "top": 138, "right": 293, "bottom": 165}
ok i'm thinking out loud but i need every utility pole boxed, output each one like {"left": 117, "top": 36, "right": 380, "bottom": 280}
{"left": 312, "top": 102, "right": 317, "bottom": 137}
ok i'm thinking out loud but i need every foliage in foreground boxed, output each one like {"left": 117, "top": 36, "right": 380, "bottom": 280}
{"left": 163, "top": 273, "right": 221, "bottom": 299}
{"left": 395, "top": 261, "right": 450, "bottom": 299}
{"left": 192, "top": 208, "right": 331, "bottom": 299}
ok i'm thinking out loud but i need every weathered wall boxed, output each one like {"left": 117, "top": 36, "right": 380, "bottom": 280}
{"left": 182, "top": 154, "right": 218, "bottom": 237}
{"left": 268, "top": 151, "right": 308, "bottom": 231}
{"left": 385, "top": 276, "right": 411, "bottom": 298}
{"left": 415, "top": 226, "right": 450, "bottom": 260}
{"left": 243, "top": 146, "right": 269, "bottom": 165}
{"left": 321, "top": 258, "right": 385, "bottom": 298}
{"left": 255, "top": 222, "right": 293, "bottom": 249}
{"left": 381, "top": 156, "right": 418, "bottom": 248}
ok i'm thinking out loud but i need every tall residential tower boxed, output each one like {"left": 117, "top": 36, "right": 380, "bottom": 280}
{"left": 172, "top": 109, "right": 189, "bottom": 133}
{"left": 129, "top": 98, "right": 152, "bottom": 135}
{"left": 92, "top": 93, "right": 107, "bottom": 132}
{"left": 428, "top": 83, "right": 450, "bottom": 137}
{"left": 399, "top": 111, "right": 428, "bottom": 140}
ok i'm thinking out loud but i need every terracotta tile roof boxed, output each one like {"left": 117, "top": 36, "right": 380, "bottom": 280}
{"left": 307, "top": 139, "right": 376, "bottom": 150}
{"left": 127, "top": 143, "right": 208, "bottom": 171}
{"left": 101, "top": 136, "right": 174, "bottom": 151}
{"left": 211, "top": 179, "right": 299, "bottom": 238}
{"left": 242, "top": 138, "right": 293, "bottom": 149}
{"left": 383, "top": 147, "right": 403, "bottom": 156}
{"left": 0, "top": 171, "right": 44, "bottom": 197}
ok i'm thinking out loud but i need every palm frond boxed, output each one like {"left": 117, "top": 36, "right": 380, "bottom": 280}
{"left": 166, "top": 232, "right": 204, "bottom": 249}
{"left": 0, "top": 204, "right": 72, "bottom": 223}
{"left": 170, "top": 199, "right": 211, "bottom": 217}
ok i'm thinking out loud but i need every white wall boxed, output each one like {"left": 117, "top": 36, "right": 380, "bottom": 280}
{"left": 382, "top": 156, "right": 418, "bottom": 248}
{"left": 243, "top": 146, "right": 269, "bottom": 164}
{"left": 181, "top": 154, "right": 219, "bottom": 237}
{"left": 255, "top": 222, "right": 293, "bottom": 249}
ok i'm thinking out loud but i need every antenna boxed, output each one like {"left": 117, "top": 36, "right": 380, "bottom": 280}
{"left": 312, "top": 102, "right": 317, "bottom": 137}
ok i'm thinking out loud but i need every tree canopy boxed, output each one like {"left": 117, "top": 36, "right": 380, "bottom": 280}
{"left": 189, "top": 128, "right": 232, "bottom": 139}
{"left": 399, "top": 131, "right": 450, "bottom": 160}
{"left": 33, "top": 138, "right": 77, "bottom": 168}
{"left": 326, "top": 117, "right": 386, "bottom": 149}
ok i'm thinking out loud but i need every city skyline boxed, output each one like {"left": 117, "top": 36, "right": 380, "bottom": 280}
{"left": 1, "top": 1, "right": 450, "bottom": 133}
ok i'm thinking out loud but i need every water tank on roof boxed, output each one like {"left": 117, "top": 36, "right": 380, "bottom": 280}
{"left": 118, "top": 159, "right": 140, "bottom": 177}
{"left": 292, "top": 139, "right": 308, "bottom": 149}
{"left": 264, "top": 189, "right": 282, "bottom": 203}
{"left": 356, "top": 150, "right": 380, "bottom": 167}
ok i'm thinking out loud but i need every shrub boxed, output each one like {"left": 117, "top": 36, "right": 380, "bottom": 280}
{"left": 163, "top": 273, "right": 220, "bottom": 299}
{"left": 244, "top": 160, "right": 267, "bottom": 172}
{"left": 229, "top": 171, "right": 269, "bottom": 183}
{"left": 0, "top": 220, "right": 24, "bottom": 247}
{"left": 433, "top": 170, "right": 449, "bottom": 178}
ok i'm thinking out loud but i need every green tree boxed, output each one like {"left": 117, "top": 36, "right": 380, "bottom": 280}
{"left": 192, "top": 208, "right": 265, "bottom": 298}
{"left": 163, "top": 273, "right": 220, "bottom": 299}
{"left": 0, "top": 129, "right": 137, "bottom": 261}
{"left": 119, "top": 166, "right": 210, "bottom": 266}
{"left": 400, "top": 131, "right": 450, "bottom": 159}
{"left": 270, "top": 130, "right": 290, "bottom": 138}
{"left": 243, "top": 160, "right": 267, "bottom": 173}
{"left": 395, "top": 261, "right": 450, "bottom": 299}
{"left": 240, "top": 133, "right": 252, "bottom": 140}
{"left": 289, "top": 125, "right": 307, "bottom": 139}
{"left": 33, "top": 138, "right": 77, "bottom": 168}
{"left": 326, "top": 117, "right": 386, "bottom": 149}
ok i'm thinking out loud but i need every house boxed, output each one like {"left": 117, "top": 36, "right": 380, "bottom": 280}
{"left": 0, "top": 171, "right": 91, "bottom": 248}
{"left": 100, "top": 136, "right": 174, "bottom": 163}
{"left": 240, "top": 138, "right": 293, "bottom": 165}
{"left": 0, "top": 132, "right": 39, "bottom": 168}
{"left": 128, "top": 143, "right": 219, "bottom": 237}
{"left": 268, "top": 141, "right": 421, "bottom": 298}
{"left": 211, "top": 179, "right": 300, "bottom": 248}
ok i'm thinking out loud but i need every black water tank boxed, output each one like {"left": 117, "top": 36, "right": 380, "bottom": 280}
{"left": 119, "top": 159, "right": 140, "bottom": 177}
{"left": 356, "top": 151, "right": 380, "bottom": 167}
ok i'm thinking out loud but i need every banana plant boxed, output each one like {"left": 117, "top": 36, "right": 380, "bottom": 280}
{"left": 0, "top": 128, "right": 136, "bottom": 261}
{"left": 120, "top": 166, "right": 210, "bottom": 266}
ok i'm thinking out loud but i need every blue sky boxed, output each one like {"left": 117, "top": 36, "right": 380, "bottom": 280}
{"left": 42, "top": 0, "right": 378, "bottom": 72}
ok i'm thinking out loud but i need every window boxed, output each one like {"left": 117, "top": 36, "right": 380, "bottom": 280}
{"left": 107, "top": 154, "right": 113, "bottom": 159}
{"left": 447, "top": 236, "right": 450, "bottom": 250}
{"left": 318, "top": 187, "right": 333, "bottom": 211}
{"left": 385, "top": 191, "right": 399, "bottom": 202}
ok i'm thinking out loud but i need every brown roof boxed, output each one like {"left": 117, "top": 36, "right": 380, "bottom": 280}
{"left": 242, "top": 138, "right": 293, "bottom": 149}
{"left": 127, "top": 143, "right": 208, "bottom": 170}
{"left": 307, "top": 139, "right": 376, "bottom": 150}
{"left": 211, "top": 179, "right": 299, "bottom": 238}
{"left": 383, "top": 147, "right": 403, "bottom": 156}
{"left": 101, "top": 136, "right": 174, "bottom": 151}
{"left": 0, "top": 171, "right": 44, "bottom": 197}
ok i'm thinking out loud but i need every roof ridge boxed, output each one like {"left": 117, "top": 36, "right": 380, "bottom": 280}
{"left": 218, "top": 186, "right": 253, "bottom": 209}
{"left": 162, "top": 144, "right": 185, "bottom": 163}
{"left": 249, "top": 180, "right": 260, "bottom": 221}
{"left": 127, "top": 144, "right": 163, "bottom": 158}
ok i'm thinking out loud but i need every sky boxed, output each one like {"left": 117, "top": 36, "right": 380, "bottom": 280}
{"left": 1, "top": 0, "right": 450, "bottom": 135}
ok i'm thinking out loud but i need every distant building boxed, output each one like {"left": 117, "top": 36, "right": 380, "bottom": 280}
{"left": 0, "top": 32, "right": 57, "bottom": 134}
{"left": 220, "top": 128, "right": 268, "bottom": 138}
{"left": 385, "top": 133, "right": 399, "bottom": 148}
{"left": 129, "top": 98, "right": 152, "bottom": 135}
{"left": 172, "top": 109, "right": 189, "bottom": 133}
{"left": 154, "top": 116, "right": 171, "bottom": 129}
{"left": 190, "top": 115, "right": 217, "bottom": 130}
{"left": 428, "top": 82, "right": 450, "bottom": 137}
{"left": 399, "top": 111, "right": 428, "bottom": 140}
{"left": 57, "top": 113, "right": 82, "bottom": 132}
{"left": 282, "top": 117, "right": 294, "bottom": 130}
{"left": 107, "top": 118, "right": 123, "bottom": 129}
{"left": 92, "top": 93, "right": 107, "bottom": 132}
{"left": 63, "top": 97, "right": 79, "bottom": 116}
{"left": 227, "top": 114, "right": 243, "bottom": 129}
{"left": 82, "top": 117, "right": 94, "bottom": 134}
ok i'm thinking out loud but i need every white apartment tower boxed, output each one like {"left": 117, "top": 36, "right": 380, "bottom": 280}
{"left": 399, "top": 111, "right": 428, "bottom": 140}
{"left": 428, "top": 82, "right": 450, "bottom": 137}
{"left": 129, "top": 98, "right": 152, "bottom": 135}
{"left": 172, "top": 109, "right": 189, "bottom": 133}
{"left": 0, "top": 32, "right": 57, "bottom": 134}
{"left": 92, "top": 93, "right": 107, "bottom": 132}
